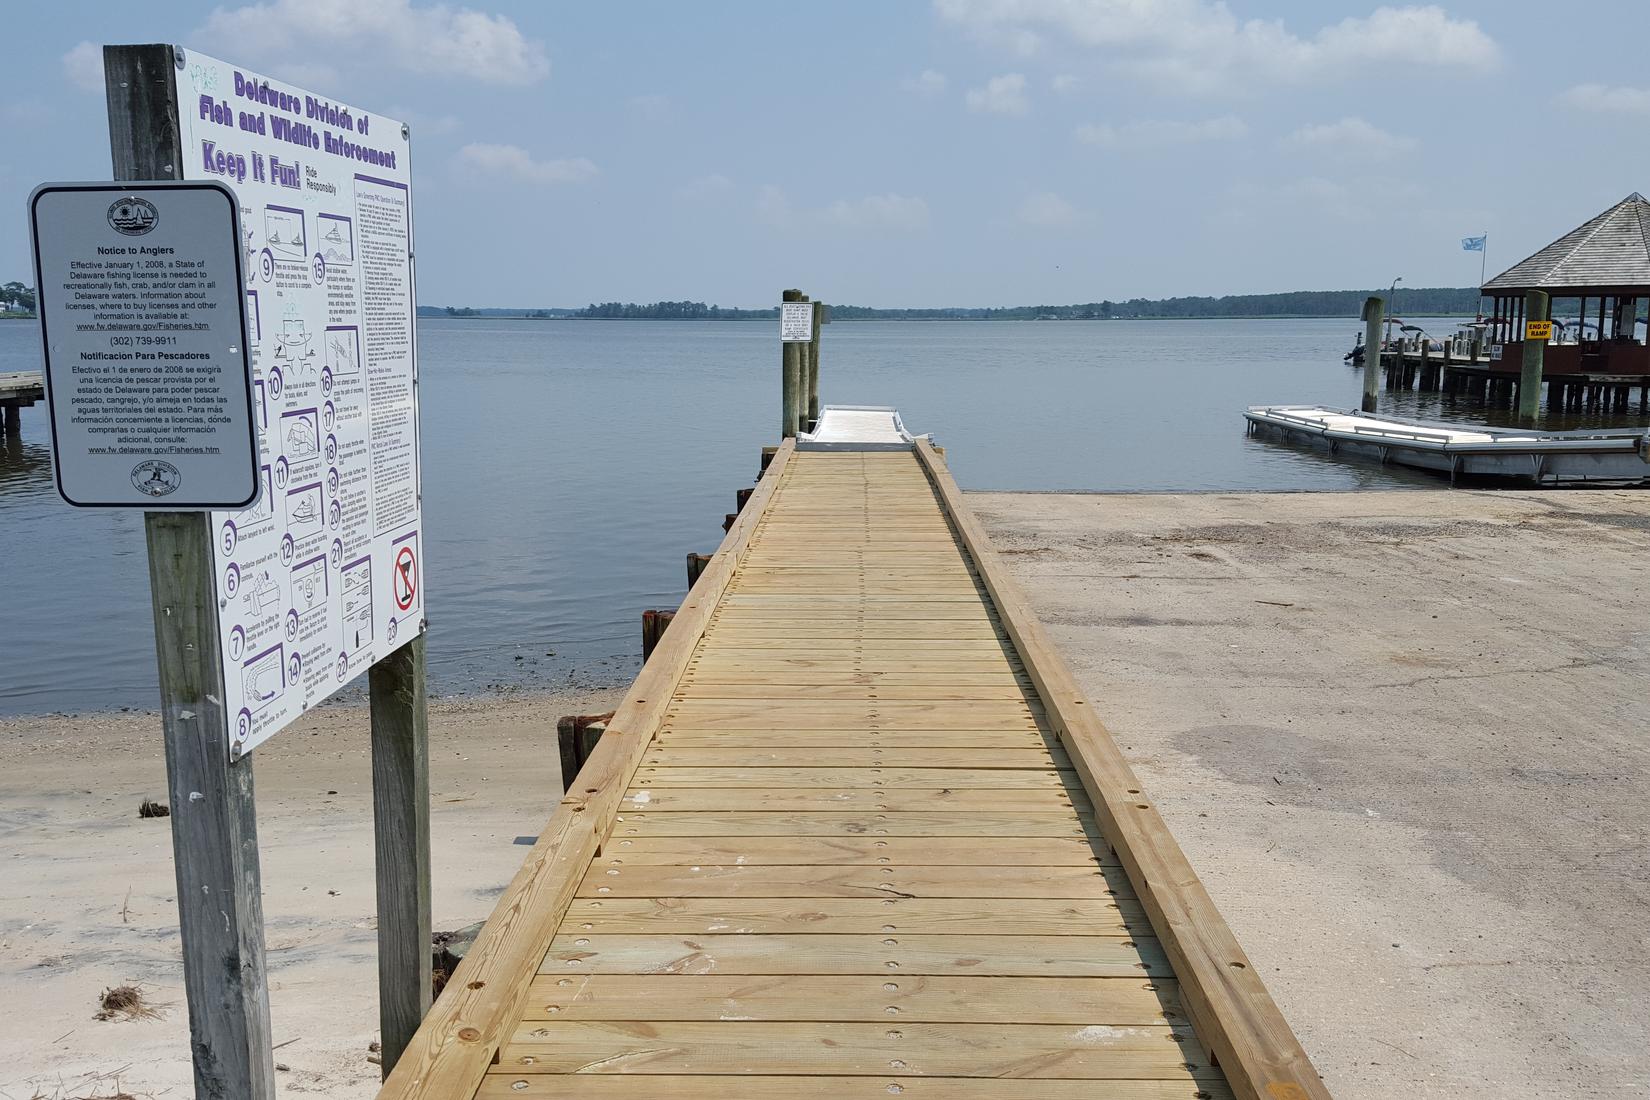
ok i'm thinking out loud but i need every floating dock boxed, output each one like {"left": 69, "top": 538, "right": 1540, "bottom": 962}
{"left": 378, "top": 433, "right": 1325, "bottom": 1099}
{"left": 1246, "top": 403, "right": 1650, "bottom": 484}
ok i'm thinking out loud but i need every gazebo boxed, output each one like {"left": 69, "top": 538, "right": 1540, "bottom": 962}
{"left": 1482, "top": 192, "right": 1650, "bottom": 380}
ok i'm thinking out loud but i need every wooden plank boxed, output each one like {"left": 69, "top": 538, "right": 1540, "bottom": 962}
{"left": 671, "top": 684, "right": 1034, "bottom": 702}
{"left": 914, "top": 441, "right": 1326, "bottom": 1100}
{"left": 600, "top": 836, "right": 1100, "bottom": 865}
{"left": 627, "top": 766, "right": 1077, "bottom": 790}
{"left": 541, "top": 934, "right": 1166, "bottom": 978}
{"left": 494, "top": 1020, "right": 1204, "bottom": 1077}
{"left": 609, "top": 810, "right": 1096, "bottom": 838}
{"left": 560, "top": 895, "right": 1148, "bottom": 935}
{"left": 477, "top": 1076, "right": 1233, "bottom": 1099}
{"left": 520, "top": 974, "right": 1181, "bottom": 1024}
{"left": 640, "top": 747, "right": 1068, "bottom": 769}
{"left": 574, "top": 863, "right": 1123, "bottom": 900}
{"left": 653, "top": 731, "right": 1060, "bottom": 749}
{"left": 378, "top": 443, "right": 798, "bottom": 1099}
{"left": 617, "top": 789, "right": 1088, "bottom": 813}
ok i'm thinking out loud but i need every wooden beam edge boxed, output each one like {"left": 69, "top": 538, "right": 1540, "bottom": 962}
{"left": 375, "top": 441, "right": 797, "bottom": 1100}
{"left": 912, "top": 440, "right": 1330, "bottom": 1100}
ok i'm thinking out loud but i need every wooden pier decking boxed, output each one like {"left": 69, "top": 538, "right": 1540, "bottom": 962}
{"left": 380, "top": 441, "right": 1326, "bottom": 1100}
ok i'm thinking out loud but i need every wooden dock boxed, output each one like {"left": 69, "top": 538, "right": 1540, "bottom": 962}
{"left": 0, "top": 370, "right": 43, "bottom": 437}
{"left": 379, "top": 441, "right": 1326, "bottom": 1100}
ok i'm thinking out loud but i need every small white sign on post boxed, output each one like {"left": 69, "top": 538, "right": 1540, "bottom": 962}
{"left": 29, "top": 181, "right": 259, "bottom": 509}
{"left": 780, "top": 301, "right": 813, "bottom": 342}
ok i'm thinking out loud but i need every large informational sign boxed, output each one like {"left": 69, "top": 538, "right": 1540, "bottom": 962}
{"left": 780, "top": 301, "right": 812, "bottom": 342}
{"left": 176, "top": 49, "right": 423, "bottom": 757}
{"left": 29, "top": 182, "right": 259, "bottom": 508}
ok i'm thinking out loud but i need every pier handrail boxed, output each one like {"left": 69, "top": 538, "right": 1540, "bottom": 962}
{"left": 914, "top": 439, "right": 1330, "bottom": 1100}
{"left": 375, "top": 441, "right": 796, "bottom": 1100}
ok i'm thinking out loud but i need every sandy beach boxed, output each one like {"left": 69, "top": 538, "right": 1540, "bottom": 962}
{"left": 0, "top": 689, "right": 620, "bottom": 1100}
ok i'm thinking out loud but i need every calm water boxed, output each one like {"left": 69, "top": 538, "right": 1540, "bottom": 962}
{"left": 2, "top": 316, "right": 1643, "bottom": 715}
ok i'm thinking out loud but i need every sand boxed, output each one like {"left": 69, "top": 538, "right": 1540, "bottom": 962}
{"left": 0, "top": 689, "right": 620, "bottom": 1099}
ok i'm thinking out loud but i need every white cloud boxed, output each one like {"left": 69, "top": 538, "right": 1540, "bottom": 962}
{"left": 1075, "top": 116, "right": 1247, "bottom": 148}
{"left": 936, "top": 1, "right": 1499, "bottom": 93}
{"left": 1559, "top": 84, "right": 1650, "bottom": 116}
{"left": 456, "top": 144, "right": 596, "bottom": 184}
{"left": 62, "top": 42, "right": 104, "bottom": 93}
{"left": 758, "top": 187, "right": 930, "bottom": 233}
{"left": 1015, "top": 191, "right": 1088, "bottom": 228}
{"left": 198, "top": 0, "right": 548, "bottom": 86}
{"left": 822, "top": 194, "right": 931, "bottom": 231}
{"left": 676, "top": 173, "right": 733, "bottom": 201}
{"left": 902, "top": 70, "right": 949, "bottom": 97}
{"left": 1284, "top": 117, "right": 1416, "bottom": 160}
{"left": 1050, "top": 73, "right": 1081, "bottom": 94}
{"left": 966, "top": 73, "right": 1029, "bottom": 115}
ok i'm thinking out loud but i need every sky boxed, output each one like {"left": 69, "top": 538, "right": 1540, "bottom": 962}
{"left": 3, "top": 0, "right": 1648, "bottom": 308}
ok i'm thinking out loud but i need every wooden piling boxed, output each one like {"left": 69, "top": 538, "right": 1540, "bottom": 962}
{"left": 736, "top": 486, "right": 754, "bottom": 512}
{"left": 1361, "top": 296, "right": 1384, "bottom": 413}
{"left": 556, "top": 714, "right": 610, "bottom": 793}
{"left": 641, "top": 608, "right": 675, "bottom": 662}
{"left": 797, "top": 294, "right": 812, "bottom": 433}
{"left": 1519, "top": 290, "right": 1550, "bottom": 420}
{"left": 368, "top": 636, "right": 432, "bottom": 1078}
{"left": 2, "top": 405, "right": 18, "bottom": 437}
{"left": 686, "top": 552, "right": 712, "bottom": 588}
{"left": 781, "top": 289, "right": 803, "bottom": 438}
{"left": 808, "top": 300, "right": 824, "bottom": 430}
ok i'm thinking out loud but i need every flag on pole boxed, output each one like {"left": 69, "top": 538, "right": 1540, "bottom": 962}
{"left": 1461, "top": 235, "right": 1486, "bottom": 251}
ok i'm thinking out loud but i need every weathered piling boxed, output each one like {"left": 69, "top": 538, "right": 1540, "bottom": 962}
{"left": 686, "top": 552, "right": 712, "bottom": 588}
{"left": 555, "top": 713, "right": 610, "bottom": 793}
{"left": 1362, "top": 296, "right": 1384, "bottom": 413}
{"left": 808, "top": 299, "right": 823, "bottom": 430}
{"left": 781, "top": 288, "right": 803, "bottom": 437}
{"left": 1520, "top": 290, "right": 1550, "bottom": 420}
{"left": 641, "top": 608, "right": 675, "bottom": 661}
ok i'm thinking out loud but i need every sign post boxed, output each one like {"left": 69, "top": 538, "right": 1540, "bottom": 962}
{"left": 780, "top": 292, "right": 808, "bottom": 437}
{"left": 90, "top": 42, "right": 430, "bottom": 1087}
{"left": 102, "top": 44, "right": 276, "bottom": 1100}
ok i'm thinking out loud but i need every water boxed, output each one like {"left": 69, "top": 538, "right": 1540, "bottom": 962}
{"left": 3, "top": 316, "right": 1644, "bottom": 716}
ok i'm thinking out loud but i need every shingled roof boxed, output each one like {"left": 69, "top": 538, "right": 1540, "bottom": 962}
{"left": 1483, "top": 193, "right": 1650, "bottom": 292}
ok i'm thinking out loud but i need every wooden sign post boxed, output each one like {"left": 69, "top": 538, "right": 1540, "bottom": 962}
{"left": 102, "top": 43, "right": 432, "bottom": 1090}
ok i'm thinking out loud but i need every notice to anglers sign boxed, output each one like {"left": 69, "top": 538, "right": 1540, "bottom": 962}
{"left": 176, "top": 49, "right": 423, "bottom": 757}
{"left": 30, "top": 181, "right": 259, "bottom": 509}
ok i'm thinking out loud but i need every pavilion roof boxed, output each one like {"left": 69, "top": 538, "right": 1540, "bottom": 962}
{"left": 1483, "top": 193, "right": 1650, "bottom": 293}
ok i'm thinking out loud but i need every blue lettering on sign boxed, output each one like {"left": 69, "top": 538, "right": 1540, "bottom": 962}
{"left": 199, "top": 95, "right": 234, "bottom": 127}
{"left": 269, "top": 157, "right": 301, "bottom": 190}
{"left": 200, "top": 140, "right": 248, "bottom": 184}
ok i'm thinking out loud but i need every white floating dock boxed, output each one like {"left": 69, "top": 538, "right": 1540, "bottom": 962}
{"left": 797, "top": 404, "right": 926, "bottom": 451}
{"left": 1245, "top": 404, "right": 1650, "bottom": 484}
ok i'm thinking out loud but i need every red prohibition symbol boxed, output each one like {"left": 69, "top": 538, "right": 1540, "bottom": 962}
{"left": 393, "top": 545, "right": 418, "bottom": 611}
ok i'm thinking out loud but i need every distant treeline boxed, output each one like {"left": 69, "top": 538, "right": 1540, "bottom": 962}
{"left": 419, "top": 287, "right": 1486, "bottom": 322}
{"left": 574, "top": 301, "right": 780, "bottom": 319}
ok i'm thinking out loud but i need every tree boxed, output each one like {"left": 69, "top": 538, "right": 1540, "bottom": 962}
{"left": 1, "top": 282, "right": 34, "bottom": 312}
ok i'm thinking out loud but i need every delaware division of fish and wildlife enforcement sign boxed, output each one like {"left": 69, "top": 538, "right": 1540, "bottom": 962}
{"left": 30, "top": 181, "right": 259, "bottom": 509}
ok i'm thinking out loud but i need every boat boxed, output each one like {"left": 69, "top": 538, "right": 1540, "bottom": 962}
{"left": 1244, "top": 404, "right": 1650, "bottom": 485}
